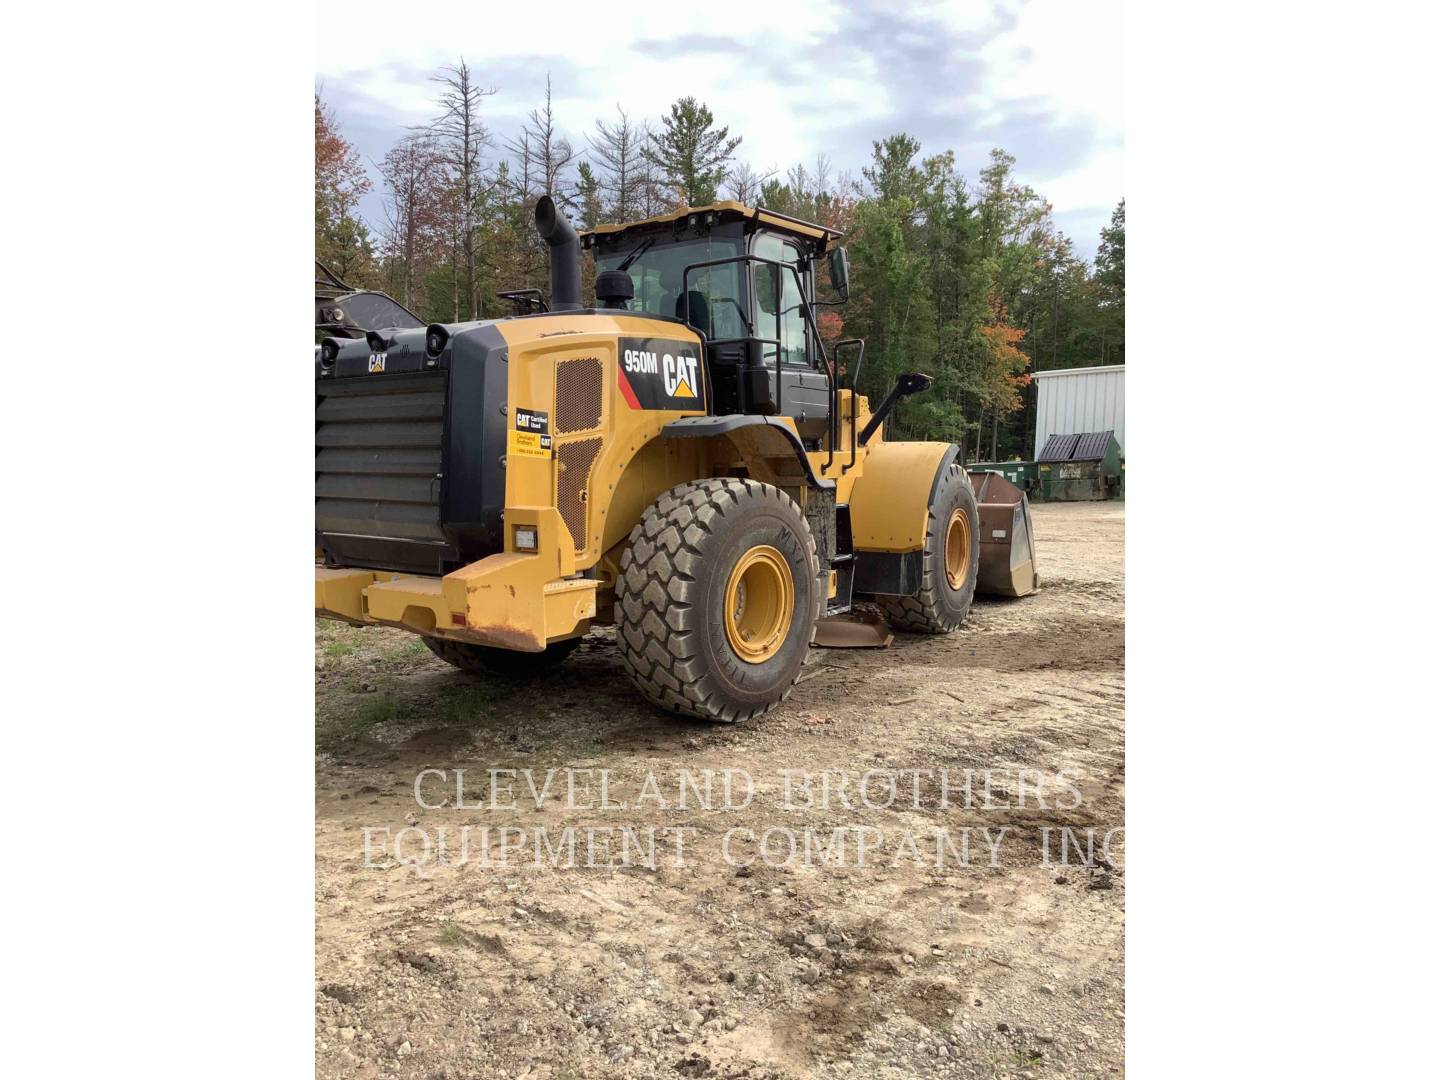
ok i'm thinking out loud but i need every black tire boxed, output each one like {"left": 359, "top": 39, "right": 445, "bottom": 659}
{"left": 617, "top": 478, "right": 822, "bottom": 722}
{"left": 422, "top": 635, "right": 581, "bottom": 679}
{"left": 877, "top": 460, "right": 980, "bottom": 633}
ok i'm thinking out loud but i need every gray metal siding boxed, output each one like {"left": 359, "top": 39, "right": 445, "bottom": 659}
{"left": 1033, "top": 365, "right": 1125, "bottom": 455}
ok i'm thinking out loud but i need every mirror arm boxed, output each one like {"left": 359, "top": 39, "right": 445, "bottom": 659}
{"left": 858, "top": 372, "right": 933, "bottom": 446}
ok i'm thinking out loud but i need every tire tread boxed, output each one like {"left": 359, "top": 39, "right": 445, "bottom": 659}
{"left": 877, "top": 462, "right": 977, "bottom": 633}
{"left": 617, "top": 478, "right": 820, "bottom": 722}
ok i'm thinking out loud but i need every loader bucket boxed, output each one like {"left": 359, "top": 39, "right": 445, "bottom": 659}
{"left": 967, "top": 470, "right": 1040, "bottom": 597}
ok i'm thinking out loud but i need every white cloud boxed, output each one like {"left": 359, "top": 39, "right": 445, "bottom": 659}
{"left": 978, "top": 0, "right": 1124, "bottom": 137}
{"left": 317, "top": 0, "right": 1123, "bottom": 252}
{"left": 1039, "top": 145, "right": 1125, "bottom": 212}
{"left": 971, "top": 0, "right": 1124, "bottom": 222}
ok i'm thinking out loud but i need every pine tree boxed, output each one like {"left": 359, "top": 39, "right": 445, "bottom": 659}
{"left": 576, "top": 161, "right": 602, "bottom": 230}
{"left": 643, "top": 97, "right": 741, "bottom": 206}
{"left": 863, "top": 135, "right": 926, "bottom": 216}
{"left": 846, "top": 135, "right": 935, "bottom": 431}
{"left": 1094, "top": 199, "right": 1125, "bottom": 365}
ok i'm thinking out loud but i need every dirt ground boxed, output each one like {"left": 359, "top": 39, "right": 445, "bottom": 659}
{"left": 315, "top": 501, "right": 1125, "bottom": 1080}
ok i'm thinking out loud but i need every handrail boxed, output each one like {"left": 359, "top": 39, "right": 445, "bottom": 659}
{"left": 496, "top": 288, "right": 548, "bottom": 316}
{"left": 833, "top": 339, "right": 865, "bottom": 474}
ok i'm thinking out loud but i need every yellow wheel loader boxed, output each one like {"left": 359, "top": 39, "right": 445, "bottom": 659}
{"left": 316, "top": 197, "right": 1038, "bottom": 722}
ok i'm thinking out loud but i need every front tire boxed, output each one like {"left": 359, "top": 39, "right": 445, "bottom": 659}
{"left": 877, "top": 460, "right": 980, "bottom": 633}
{"left": 422, "top": 636, "right": 580, "bottom": 679}
{"left": 617, "top": 478, "right": 822, "bottom": 722}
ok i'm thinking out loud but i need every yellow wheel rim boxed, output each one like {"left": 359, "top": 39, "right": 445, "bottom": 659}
{"left": 723, "top": 545, "right": 794, "bottom": 664}
{"left": 944, "top": 508, "right": 972, "bottom": 590}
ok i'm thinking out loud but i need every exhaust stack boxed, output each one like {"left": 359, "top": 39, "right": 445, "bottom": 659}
{"left": 534, "top": 195, "right": 581, "bottom": 311}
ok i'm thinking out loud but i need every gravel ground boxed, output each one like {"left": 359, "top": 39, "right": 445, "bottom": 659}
{"left": 315, "top": 500, "right": 1125, "bottom": 1079}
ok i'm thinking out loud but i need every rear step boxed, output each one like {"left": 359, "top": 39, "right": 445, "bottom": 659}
{"left": 826, "top": 503, "right": 855, "bottom": 615}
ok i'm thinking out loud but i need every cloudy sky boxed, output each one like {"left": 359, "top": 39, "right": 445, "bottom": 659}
{"left": 317, "top": 0, "right": 1122, "bottom": 259}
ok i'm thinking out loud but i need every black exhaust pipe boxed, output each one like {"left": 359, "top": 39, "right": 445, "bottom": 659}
{"left": 535, "top": 195, "right": 581, "bottom": 311}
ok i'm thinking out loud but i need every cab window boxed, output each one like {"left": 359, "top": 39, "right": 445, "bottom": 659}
{"left": 595, "top": 235, "right": 744, "bottom": 340}
{"left": 752, "top": 232, "right": 811, "bottom": 368}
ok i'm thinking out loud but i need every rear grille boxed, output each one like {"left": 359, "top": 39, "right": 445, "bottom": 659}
{"left": 315, "top": 371, "right": 449, "bottom": 571}
{"left": 555, "top": 437, "right": 602, "bottom": 551}
{"left": 554, "top": 356, "right": 603, "bottom": 433}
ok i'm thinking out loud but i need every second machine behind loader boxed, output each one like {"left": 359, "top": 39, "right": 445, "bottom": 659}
{"left": 316, "top": 197, "right": 1038, "bottom": 721}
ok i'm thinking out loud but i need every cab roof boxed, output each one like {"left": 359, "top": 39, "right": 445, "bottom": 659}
{"left": 580, "top": 201, "right": 843, "bottom": 251}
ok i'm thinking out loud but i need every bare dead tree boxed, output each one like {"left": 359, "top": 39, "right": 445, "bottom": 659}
{"left": 379, "top": 133, "right": 445, "bottom": 309}
{"left": 505, "top": 75, "right": 578, "bottom": 209}
{"left": 428, "top": 58, "right": 496, "bottom": 319}
{"left": 782, "top": 154, "right": 834, "bottom": 218}
{"left": 634, "top": 121, "right": 671, "bottom": 217}
{"left": 589, "top": 105, "right": 644, "bottom": 223}
{"left": 723, "top": 160, "right": 778, "bottom": 205}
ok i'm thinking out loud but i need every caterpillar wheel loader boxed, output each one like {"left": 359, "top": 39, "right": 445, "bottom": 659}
{"left": 315, "top": 196, "right": 1038, "bottom": 722}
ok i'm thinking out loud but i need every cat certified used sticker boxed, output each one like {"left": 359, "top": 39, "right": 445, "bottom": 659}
{"left": 617, "top": 337, "right": 704, "bottom": 411}
{"left": 508, "top": 407, "right": 553, "bottom": 459}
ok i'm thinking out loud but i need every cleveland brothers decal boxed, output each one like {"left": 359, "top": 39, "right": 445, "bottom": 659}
{"left": 508, "top": 407, "right": 552, "bottom": 460}
{"left": 618, "top": 337, "right": 704, "bottom": 411}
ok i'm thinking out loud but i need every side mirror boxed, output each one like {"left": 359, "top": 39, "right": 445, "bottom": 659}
{"left": 827, "top": 247, "right": 851, "bottom": 302}
{"left": 894, "top": 371, "right": 933, "bottom": 397}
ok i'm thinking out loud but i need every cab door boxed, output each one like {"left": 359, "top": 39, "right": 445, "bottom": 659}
{"left": 751, "top": 231, "right": 831, "bottom": 436}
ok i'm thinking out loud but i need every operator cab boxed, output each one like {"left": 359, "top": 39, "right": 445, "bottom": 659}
{"left": 582, "top": 203, "right": 852, "bottom": 442}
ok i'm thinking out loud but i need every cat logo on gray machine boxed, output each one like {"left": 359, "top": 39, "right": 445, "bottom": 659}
{"left": 617, "top": 337, "right": 704, "bottom": 411}
{"left": 368, "top": 352, "right": 386, "bottom": 373}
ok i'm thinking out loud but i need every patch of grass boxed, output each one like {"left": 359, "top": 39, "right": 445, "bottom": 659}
{"left": 316, "top": 691, "right": 405, "bottom": 750}
{"left": 381, "top": 638, "right": 430, "bottom": 662}
{"left": 347, "top": 695, "right": 401, "bottom": 733}
{"left": 434, "top": 682, "right": 510, "bottom": 726}
{"left": 438, "top": 921, "right": 467, "bottom": 947}
{"left": 316, "top": 620, "right": 372, "bottom": 671}
{"left": 985, "top": 1048, "right": 1047, "bottom": 1072}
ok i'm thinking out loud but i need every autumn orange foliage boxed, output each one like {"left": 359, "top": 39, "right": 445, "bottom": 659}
{"left": 817, "top": 309, "right": 845, "bottom": 346}
{"left": 980, "top": 293, "right": 1032, "bottom": 413}
{"left": 315, "top": 95, "right": 370, "bottom": 217}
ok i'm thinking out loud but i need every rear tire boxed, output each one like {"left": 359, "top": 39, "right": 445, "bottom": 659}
{"left": 422, "top": 636, "right": 581, "bottom": 678}
{"left": 877, "top": 460, "right": 979, "bottom": 633}
{"left": 617, "top": 478, "right": 821, "bottom": 722}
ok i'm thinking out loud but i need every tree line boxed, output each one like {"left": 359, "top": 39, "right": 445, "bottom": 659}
{"left": 315, "top": 62, "right": 1124, "bottom": 459}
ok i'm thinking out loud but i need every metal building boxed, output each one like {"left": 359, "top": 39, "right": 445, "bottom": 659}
{"left": 1032, "top": 365, "right": 1125, "bottom": 456}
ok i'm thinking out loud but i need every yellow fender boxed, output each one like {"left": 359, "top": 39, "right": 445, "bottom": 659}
{"left": 848, "top": 441, "right": 959, "bottom": 553}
